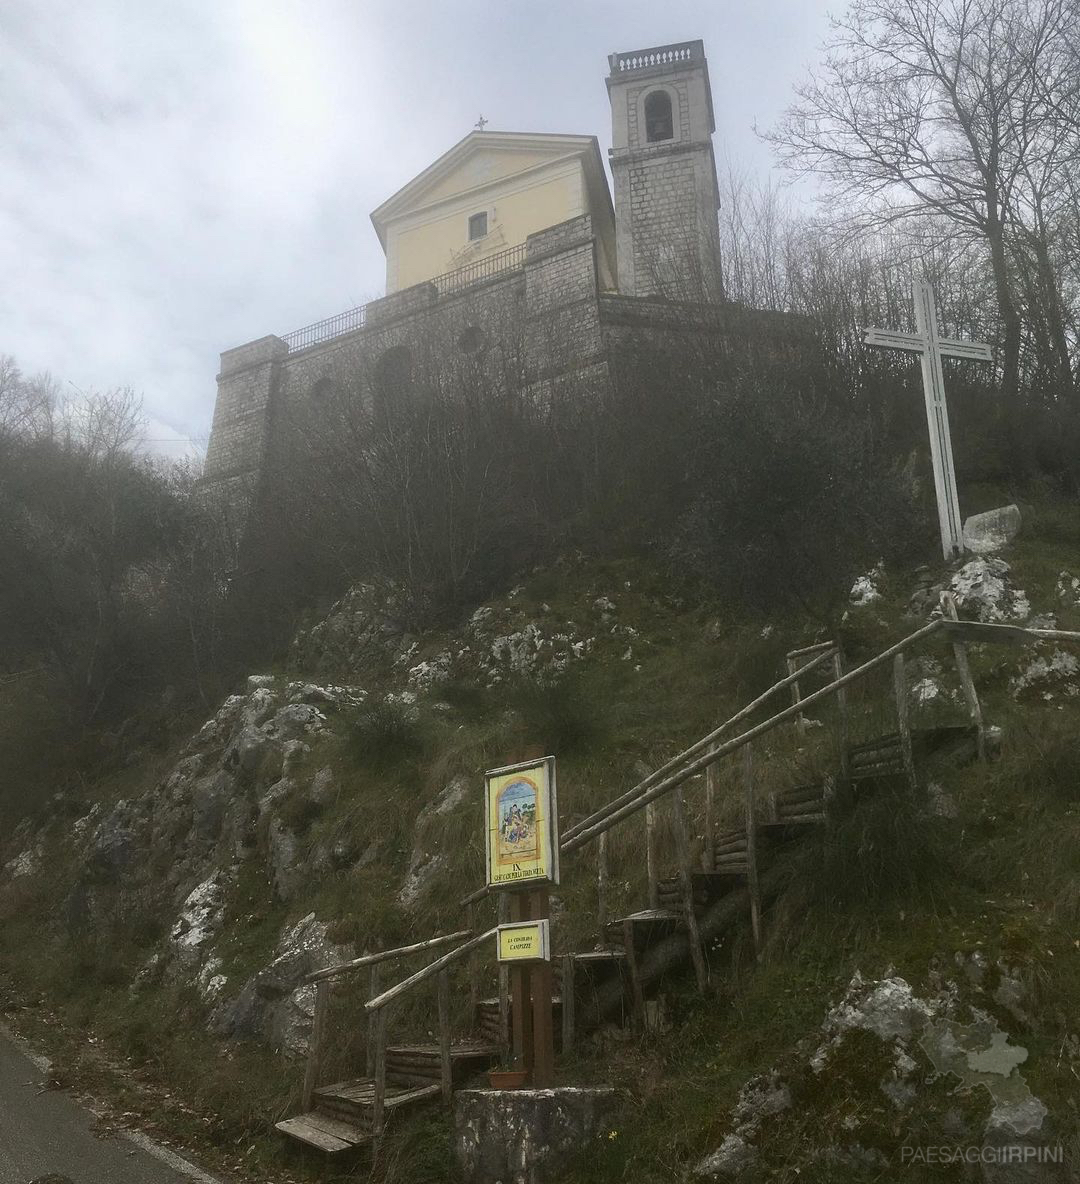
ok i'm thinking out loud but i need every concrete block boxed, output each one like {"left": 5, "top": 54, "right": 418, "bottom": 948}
{"left": 454, "top": 1087, "right": 626, "bottom": 1184}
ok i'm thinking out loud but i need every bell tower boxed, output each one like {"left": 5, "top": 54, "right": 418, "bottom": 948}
{"left": 606, "top": 40, "right": 724, "bottom": 301}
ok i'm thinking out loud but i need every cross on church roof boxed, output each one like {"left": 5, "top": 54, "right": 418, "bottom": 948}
{"left": 474, "top": 115, "right": 488, "bottom": 131}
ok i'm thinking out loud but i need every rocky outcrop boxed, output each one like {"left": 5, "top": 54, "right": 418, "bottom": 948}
{"left": 948, "top": 557, "right": 1031, "bottom": 623}
{"left": 210, "top": 913, "right": 353, "bottom": 1059}
{"left": 694, "top": 968, "right": 1060, "bottom": 1183}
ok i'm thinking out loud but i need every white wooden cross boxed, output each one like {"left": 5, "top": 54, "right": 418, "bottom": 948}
{"left": 864, "top": 282, "right": 993, "bottom": 561}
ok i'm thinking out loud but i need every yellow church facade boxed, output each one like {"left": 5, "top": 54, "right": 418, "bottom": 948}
{"left": 370, "top": 131, "right": 618, "bottom": 294}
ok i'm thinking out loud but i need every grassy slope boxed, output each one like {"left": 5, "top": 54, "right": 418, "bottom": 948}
{"left": 2, "top": 492, "right": 1080, "bottom": 1182}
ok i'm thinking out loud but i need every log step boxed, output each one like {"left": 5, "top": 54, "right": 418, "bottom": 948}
{"left": 569, "top": 948, "right": 627, "bottom": 965}
{"left": 774, "top": 782, "right": 825, "bottom": 804}
{"left": 606, "top": 909, "right": 681, "bottom": 948}
{"left": 759, "top": 813, "right": 825, "bottom": 830}
{"left": 276, "top": 1111, "right": 369, "bottom": 1153}
{"left": 314, "top": 1079, "right": 441, "bottom": 1112}
{"left": 692, "top": 870, "right": 746, "bottom": 899}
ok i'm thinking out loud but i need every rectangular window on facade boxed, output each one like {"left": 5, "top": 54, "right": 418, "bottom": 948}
{"left": 468, "top": 211, "right": 488, "bottom": 240}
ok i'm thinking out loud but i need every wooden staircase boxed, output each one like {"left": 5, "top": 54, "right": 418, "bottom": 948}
{"left": 276, "top": 1040, "right": 499, "bottom": 1153}
{"left": 273, "top": 612, "right": 1026, "bottom": 1157}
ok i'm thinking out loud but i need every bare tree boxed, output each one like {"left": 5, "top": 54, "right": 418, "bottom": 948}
{"left": 766, "top": 0, "right": 1080, "bottom": 399}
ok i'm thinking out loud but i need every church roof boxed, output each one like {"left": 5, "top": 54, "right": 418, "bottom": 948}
{"left": 369, "top": 130, "right": 613, "bottom": 249}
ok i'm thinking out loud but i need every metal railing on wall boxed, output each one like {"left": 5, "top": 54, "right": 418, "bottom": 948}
{"left": 282, "top": 305, "right": 368, "bottom": 353}
{"left": 432, "top": 242, "right": 527, "bottom": 297}
{"left": 280, "top": 242, "right": 528, "bottom": 354}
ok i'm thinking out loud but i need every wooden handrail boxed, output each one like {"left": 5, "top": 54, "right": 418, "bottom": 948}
{"left": 305, "top": 930, "right": 473, "bottom": 984}
{"left": 561, "top": 619, "right": 946, "bottom": 852}
{"left": 940, "top": 620, "right": 1080, "bottom": 645}
{"left": 786, "top": 640, "right": 837, "bottom": 659}
{"left": 366, "top": 928, "right": 499, "bottom": 1013}
{"left": 459, "top": 884, "right": 490, "bottom": 909}
{"left": 562, "top": 646, "right": 836, "bottom": 843}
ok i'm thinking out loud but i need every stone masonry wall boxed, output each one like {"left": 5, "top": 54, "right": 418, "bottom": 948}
{"left": 612, "top": 144, "right": 722, "bottom": 301}
{"left": 523, "top": 216, "right": 606, "bottom": 385}
{"left": 200, "top": 216, "right": 613, "bottom": 508}
{"left": 203, "top": 336, "right": 288, "bottom": 481}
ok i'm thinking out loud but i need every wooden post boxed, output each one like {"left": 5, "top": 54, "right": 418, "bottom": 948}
{"left": 561, "top": 953, "right": 575, "bottom": 1054}
{"left": 467, "top": 900, "right": 479, "bottom": 1023}
{"left": 645, "top": 799, "right": 659, "bottom": 910}
{"left": 497, "top": 894, "right": 511, "bottom": 1063}
{"left": 894, "top": 653, "right": 919, "bottom": 793}
{"left": 670, "top": 789, "right": 708, "bottom": 992}
{"left": 509, "top": 893, "right": 533, "bottom": 1071}
{"left": 596, "top": 830, "right": 609, "bottom": 937}
{"left": 833, "top": 648, "right": 850, "bottom": 781}
{"left": 437, "top": 967, "right": 452, "bottom": 1104}
{"left": 622, "top": 917, "right": 646, "bottom": 1031}
{"left": 743, "top": 744, "right": 763, "bottom": 960}
{"left": 366, "top": 963, "right": 382, "bottom": 1078}
{"left": 704, "top": 760, "right": 717, "bottom": 871}
{"left": 788, "top": 656, "right": 806, "bottom": 736}
{"left": 940, "top": 591, "right": 987, "bottom": 760}
{"left": 371, "top": 1007, "right": 388, "bottom": 1144}
{"left": 301, "top": 978, "right": 329, "bottom": 1112}
{"left": 529, "top": 887, "right": 555, "bottom": 1087}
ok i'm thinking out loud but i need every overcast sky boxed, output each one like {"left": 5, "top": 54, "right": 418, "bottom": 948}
{"left": 1, "top": 1, "right": 836, "bottom": 457}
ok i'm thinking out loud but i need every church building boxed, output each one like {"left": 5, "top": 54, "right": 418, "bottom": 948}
{"left": 202, "top": 41, "right": 736, "bottom": 506}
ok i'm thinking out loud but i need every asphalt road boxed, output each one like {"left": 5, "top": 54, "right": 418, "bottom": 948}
{"left": 0, "top": 1025, "right": 219, "bottom": 1184}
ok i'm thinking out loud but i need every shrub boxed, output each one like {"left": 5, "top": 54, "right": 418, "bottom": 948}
{"left": 791, "top": 781, "right": 949, "bottom": 910}
{"left": 667, "top": 377, "right": 924, "bottom": 624}
{"left": 347, "top": 698, "right": 428, "bottom": 771}
{"left": 503, "top": 670, "right": 610, "bottom": 756}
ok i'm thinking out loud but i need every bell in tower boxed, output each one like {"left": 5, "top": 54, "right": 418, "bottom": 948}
{"left": 606, "top": 41, "right": 724, "bottom": 302}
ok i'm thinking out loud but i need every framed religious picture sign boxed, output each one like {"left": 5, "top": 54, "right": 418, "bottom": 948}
{"left": 484, "top": 756, "right": 559, "bottom": 889}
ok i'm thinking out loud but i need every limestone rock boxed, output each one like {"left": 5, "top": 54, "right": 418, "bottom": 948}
{"left": 948, "top": 558, "right": 1030, "bottom": 623}
{"left": 281, "top": 739, "right": 310, "bottom": 776}
{"left": 262, "top": 702, "right": 326, "bottom": 743}
{"left": 290, "top": 582, "right": 401, "bottom": 676}
{"left": 694, "top": 1133, "right": 755, "bottom": 1179}
{"left": 1009, "top": 648, "right": 1080, "bottom": 700}
{"left": 222, "top": 725, "right": 274, "bottom": 779}
{"left": 399, "top": 850, "right": 447, "bottom": 909}
{"left": 3, "top": 845, "right": 43, "bottom": 880}
{"left": 170, "top": 872, "right": 228, "bottom": 961}
{"left": 814, "top": 971, "right": 936, "bottom": 1057}
{"left": 694, "top": 1072, "right": 791, "bottom": 1179}
{"left": 196, "top": 955, "right": 228, "bottom": 1001}
{"left": 85, "top": 801, "right": 137, "bottom": 882}
{"left": 308, "top": 765, "right": 337, "bottom": 806}
{"left": 849, "top": 562, "right": 884, "bottom": 606}
{"left": 963, "top": 504, "right": 1022, "bottom": 554}
{"left": 434, "top": 774, "right": 469, "bottom": 816}
{"left": 1055, "top": 571, "right": 1080, "bottom": 607}
{"left": 190, "top": 770, "right": 233, "bottom": 841}
{"left": 267, "top": 818, "right": 302, "bottom": 902}
{"left": 210, "top": 913, "right": 352, "bottom": 1058}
